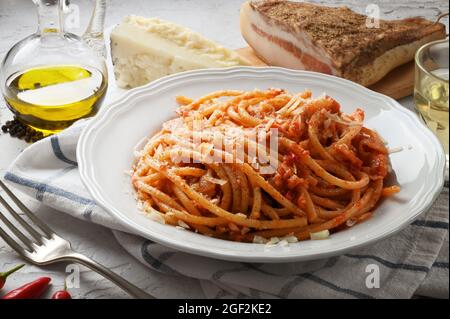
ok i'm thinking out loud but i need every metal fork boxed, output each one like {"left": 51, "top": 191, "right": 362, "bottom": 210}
{"left": 0, "top": 180, "right": 153, "bottom": 299}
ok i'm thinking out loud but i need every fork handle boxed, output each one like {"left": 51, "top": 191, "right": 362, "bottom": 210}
{"left": 66, "top": 253, "right": 154, "bottom": 299}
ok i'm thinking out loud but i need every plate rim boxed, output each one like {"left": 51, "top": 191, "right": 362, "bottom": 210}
{"left": 77, "top": 66, "right": 446, "bottom": 263}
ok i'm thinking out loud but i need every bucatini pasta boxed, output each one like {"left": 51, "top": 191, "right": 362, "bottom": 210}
{"left": 131, "top": 89, "right": 399, "bottom": 243}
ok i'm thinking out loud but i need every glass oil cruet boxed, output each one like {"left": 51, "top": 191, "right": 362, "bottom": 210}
{"left": 0, "top": 0, "right": 108, "bottom": 136}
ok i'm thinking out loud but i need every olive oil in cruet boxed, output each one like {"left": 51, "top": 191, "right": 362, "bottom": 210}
{"left": 0, "top": 0, "right": 107, "bottom": 135}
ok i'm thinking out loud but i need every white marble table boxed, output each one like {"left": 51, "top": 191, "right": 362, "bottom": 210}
{"left": 0, "top": 0, "right": 448, "bottom": 299}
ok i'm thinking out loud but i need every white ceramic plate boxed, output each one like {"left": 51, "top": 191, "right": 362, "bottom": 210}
{"left": 77, "top": 67, "right": 445, "bottom": 263}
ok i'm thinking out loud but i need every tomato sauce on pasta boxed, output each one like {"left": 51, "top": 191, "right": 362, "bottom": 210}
{"left": 131, "top": 89, "right": 399, "bottom": 242}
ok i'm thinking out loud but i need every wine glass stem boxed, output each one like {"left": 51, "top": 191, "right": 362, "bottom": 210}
{"left": 84, "top": 0, "right": 107, "bottom": 38}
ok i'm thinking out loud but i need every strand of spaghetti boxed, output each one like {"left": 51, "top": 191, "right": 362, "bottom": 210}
{"left": 260, "top": 103, "right": 275, "bottom": 114}
{"left": 136, "top": 190, "right": 151, "bottom": 204}
{"left": 315, "top": 159, "right": 356, "bottom": 180}
{"left": 133, "top": 156, "right": 152, "bottom": 177}
{"left": 144, "top": 202, "right": 178, "bottom": 225}
{"left": 142, "top": 132, "right": 165, "bottom": 156}
{"left": 294, "top": 186, "right": 375, "bottom": 239}
{"left": 292, "top": 95, "right": 340, "bottom": 118}
{"left": 286, "top": 96, "right": 308, "bottom": 115}
{"left": 251, "top": 226, "right": 304, "bottom": 238}
{"left": 241, "top": 97, "right": 266, "bottom": 109}
{"left": 231, "top": 97, "right": 266, "bottom": 120}
{"left": 172, "top": 184, "right": 201, "bottom": 216}
{"left": 238, "top": 162, "right": 305, "bottom": 217}
{"left": 227, "top": 107, "right": 245, "bottom": 126}
{"left": 200, "top": 91, "right": 269, "bottom": 116}
{"left": 332, "top": 124, "right": 362, "bottom": 147}
{"left": 145, "top": 157, "right": 308, "bottom": 229}
{"left": 157, "top": 201, "right": 229, "bottom": 227}
{"left": 276, "top": 94, "right": 298, "bottom": 115}
{"left": 216, "top": 91, "right": 269, "bottom": 114}
{"left": 197, "top": 102, "right": 217, "bottom": 114}
{"left": 223, "top": 165, "right": 241, "bottom": 213}
{"left": 304, "top": 173, "right": 318, "bottom": 186}
{"left": 315, "top": 206, "right": 343, "bottom": 219}
{"left": 132, "top": 172, "right": 164, "bottom": 186}
{"left": 238, "top": 104, "right": 262, "bottom": 127}
{"left": 138, "top": 192, "right": 152, "bottom": 206}
{"left": 181, "top": 90, "right": 243, "bottom": 111}
{"left": 136, "top": 181, "right": 186, "bottom": 211}
{"left": 316, "top": 185, "right": 362, "bottom": 219}
{"left": 199, "top": 104, "right": 223, "bottom": 118}
{"left": 309, "top": 184, "right": 350, "bottom": 197}
{"left": 281, "top": 138, "right": 369, "bottom": 190}
{"left": 352, "top": 179, "right": 383, "bottom": 218}
{"left": 299, "top": 139, "right": 310, "bottom": 149}
{"left": 314, "top": 179, "right": 361, "bottom": 220}
{"left": 360, "top": 127, "right": 389, "bottom": 154}
{"left": 313, "top": 160, "right": 363, "bottom": 213}
{"left": 356, "top": 212, "right": 373, "bottom": 223}
{"left": 172, "top": 167, "right": 206, "bottom": 177}
{"left": 205, "top": 109, "right": 222, "bottom": 126}
{"left": 249, "top": 180, "right": 262, "bottom": 219}
{"left": 175, "top": 95, "right": 193, "bottom": 105}
{"left": 308, "top": 112, "right": 335, "bottom": 161}
{"left": 260, "top": 203, "right": 281, "bottom": 220}
{"left": 274, "top": 208, "right": 291, "bottom": 217}
{"left": 381, "top": 185, "right": 401, "bottom": 197}
{"left": 133, "top": 156, "right": 148, "bottom": 176}
{"left": 277, "top": 91, "right": 310, "bottom": 116}
{"left": 155, "top": 201, "right": 219, "bottom": 237}
{"left": 310, "top": 194, "right": 344, "bottom": 209}
{"left": 269, "top": 94, "right": 293, "bottom": 110}
{"left": 300, "top": 186, "right": 319, "bottom": 222}
{"left": 208, "top": 164, "right": 232, "bottom": 211}
{"left": 258, "top": 96, "right": 286, "bottom": 114}
{"left": 235, "top": 167, "right": 250, "bottom": 214}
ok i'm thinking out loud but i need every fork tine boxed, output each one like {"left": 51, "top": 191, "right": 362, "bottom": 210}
{"left": 0, "top": 226, "right": 28, "bottom": 257}
{"left": 0, "top": 210, "right": 34, "bottom": 251}
{"left": 0, "top": 180, "right": 54, "bottom": 237}
{"left": 0, "top": 194, "right": 45, "bottom": 244}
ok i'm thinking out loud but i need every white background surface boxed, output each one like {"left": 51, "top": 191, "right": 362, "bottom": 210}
{"left": 0, "top": 0, "right": 448, "bottom": 299}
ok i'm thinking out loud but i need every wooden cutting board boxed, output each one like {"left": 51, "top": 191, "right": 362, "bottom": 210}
{"left": 236, "top": 47, "right": 415, "bottom": 100}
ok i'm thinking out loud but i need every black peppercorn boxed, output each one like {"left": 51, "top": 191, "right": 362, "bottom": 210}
{"left": 0, "top": 117, "right": 46, "bottom": 143}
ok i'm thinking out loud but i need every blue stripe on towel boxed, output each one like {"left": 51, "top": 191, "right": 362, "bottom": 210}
{"left": 412, "top": 220, "right": 449, "bottom": 230}
{"left": 51, "top": 136, "right": 78, "bottom": 166}
{"left": 83, "top": 203, "right": 96, "bottom": 221}
{"left": 299, "top": 273, "right": 374, "bottom": 299}
{"left": 140, "top": 240, "right": 179, "bottom": 275}
{"left": 4, "top": 172, "right": 94, "bottom": 206}
{"left": 36, "top": 166, "right": 76, "bottom": 201}
{"left": 432, "top": 261, "right": 449, "bottom": 269}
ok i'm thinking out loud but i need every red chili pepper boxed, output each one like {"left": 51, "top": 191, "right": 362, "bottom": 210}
{"left": 0, "top": 264, "right": 25, "bottom": 289}
{"left": 2, "top": 277, "right": 51, "bottom": 299}
{"left": 51, "top": 282, "right": 72, "bottom": 299}
{"left": 51, "top": 290, "right": 72, "bottom": 299}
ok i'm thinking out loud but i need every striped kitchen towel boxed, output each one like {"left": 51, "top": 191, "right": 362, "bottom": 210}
{"left": 3, "top": 120, "right": 449, "bottom": 299}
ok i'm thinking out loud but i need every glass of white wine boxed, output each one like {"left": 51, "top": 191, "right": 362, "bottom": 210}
{"left": 414, "top": 38, "right": 449, "bottom": 174}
